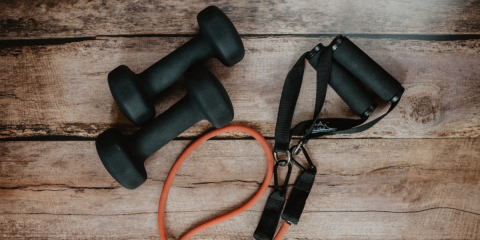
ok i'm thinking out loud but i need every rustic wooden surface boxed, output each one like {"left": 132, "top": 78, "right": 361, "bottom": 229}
{"left": 1, "top": 139, "right": 480, "bottom": 239}
{"left": 1, "top": 0, "right": 479, "bottom": 38}
{"left": 1, "top": 37, "right": 479, "bottom": 139}
{"left": 1, "top": 0, "right": 479, "bottom": 239}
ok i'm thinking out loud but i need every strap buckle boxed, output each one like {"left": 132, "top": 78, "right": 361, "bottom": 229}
{"left": 273, "top": 150, "right": 292, "bottom": 166}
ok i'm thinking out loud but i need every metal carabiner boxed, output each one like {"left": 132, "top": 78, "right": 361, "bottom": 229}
{"left": 289, "top": 144, "right": 316, "bottom": 172}
{"left": 273, "top": 160, "right": 292, "bottom": 196}
{"left": 273, "top": 150, "right": 292, "bottom": 166}
{"left": 292, "top": 139, "right": 306, "bottom": 156}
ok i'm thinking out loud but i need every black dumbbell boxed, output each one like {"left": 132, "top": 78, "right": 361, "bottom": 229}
{"left": 108, "top": 6, "right": 244, "bottom": 126}
{"left": 96, "top": 66, "right": 234, "bottom": 189}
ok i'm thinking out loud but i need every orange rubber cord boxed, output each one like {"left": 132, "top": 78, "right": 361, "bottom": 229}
{"left": 158, "top": 125, "right": 282, "bottom": 240}
{"left": 275, "top": 222, "right": 291, "bottom": 239}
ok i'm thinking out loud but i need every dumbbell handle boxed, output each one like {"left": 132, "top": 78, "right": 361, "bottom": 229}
{"left": 139, "top": 36, "right": 214, "bottom": 99}
{"left": 127, "top": 96, "right": 203, "bottom": 161}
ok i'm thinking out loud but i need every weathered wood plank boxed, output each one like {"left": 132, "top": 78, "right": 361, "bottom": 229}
{"left": 1, "top": 210, "right": 479, "bottom": 239}
{"left": 1, "top": 37, "right": 479, "bottom": 138}
{"left": 0, "top": 139, "right": 479, "bottom": 239}
{"left": 1, "top": 139, "right": 479, "bottom": 215}
{"left": 1, "top": 0, "right": 479, "bottom": 39}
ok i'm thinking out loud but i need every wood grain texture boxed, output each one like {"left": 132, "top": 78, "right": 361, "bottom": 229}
{"left": 1, "top": 139, "right": 479, "bottom": 238}
{"left": 1, "top": 0, "right": 480, "bottom": 39}
{"left": 1, "top": 37, "right": 479, "bottom": 138}
{"left": 1, "top": 210, "right": 479, "bottom": 239}
{"left": 1, "top": 1, "right": 479, "bottom": 239}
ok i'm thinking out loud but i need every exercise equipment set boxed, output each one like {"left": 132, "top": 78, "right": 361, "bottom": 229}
{"left": 254, "top": 35, "right": 404, "bottom": 240}
{"left": 95, "top": 5, "right": 405, "bottom": 239}
{"left": 97, "top": 65, "right": 234, "bottom": 189}
{"left": 108, "top": 6, "right": 244, "bottom": 125}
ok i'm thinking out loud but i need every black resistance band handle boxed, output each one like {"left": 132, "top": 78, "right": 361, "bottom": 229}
{"left": 331, "top": 35, "right": 404, "bottom": 103}
{"left": 254, "top": 190, "right": 286, "bottom": 240}
{"left": 307, "top": 44, "right": 377, "bottom": 119}
{"left": 254, "top": 161, "right": 292, "bottom": 240}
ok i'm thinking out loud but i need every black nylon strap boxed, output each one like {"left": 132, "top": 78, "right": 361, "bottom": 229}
{"left": 273, "top": 53, "right": 308, "bottom": 153}
{"left": 313, "top": 46, "right": 333, "bottom": 126}
{"left": 329, "top": 101, "right": 399, "bottom": 135}
{"left": 302, "top": 45, "right": 333, "bottom": 142}
{"left": 291, "top": 100, "right": 398, "bottom": 138}
{"left": 290, "top": 118, "right": 365, "bottom": 136}
{"left": 253, "top": 191, "right": 286, "bottom": 240}
{"left": 273, "top": 46, "right": 334, "bottom": 153}
{"left": 281, "top": 169, "right": 316, "bottom": 224}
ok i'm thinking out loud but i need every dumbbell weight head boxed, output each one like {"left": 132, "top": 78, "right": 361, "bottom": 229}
{"left": 108, "top": 65, "right": 155, "bottom": 126}
{"left": 197, "top": 6, "right": 245, "bottom": 67}
{"left": 108, "top": 6, "right": 244, "bottom": 126}
{"left": 97, "top": 66, "right": 234, "bottom": 189}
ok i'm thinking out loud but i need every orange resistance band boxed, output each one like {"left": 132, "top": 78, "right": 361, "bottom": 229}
{"left": 158, "top": 125, "right": 276, "bottom": 240}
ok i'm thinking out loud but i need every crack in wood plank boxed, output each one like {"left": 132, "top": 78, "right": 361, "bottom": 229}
{"left": 0, "top": 207, "right": 478, "bottom": 216}
{"left": 0, "top": 184, "right": 120, "bottom": 191}
{"left": 192, "top": 180, "right": 262, "bottom": 186}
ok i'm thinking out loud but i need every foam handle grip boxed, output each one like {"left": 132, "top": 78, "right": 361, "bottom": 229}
{"left": 332, "top": 35, "right": 404, "bottom": 103}
{"left": 308, "top": 48, "right": 377, "bottom": 119}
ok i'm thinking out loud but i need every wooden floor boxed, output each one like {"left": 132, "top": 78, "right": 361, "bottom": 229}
{"left": 1, "top": 1, "right": 479, "bottom": 239}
